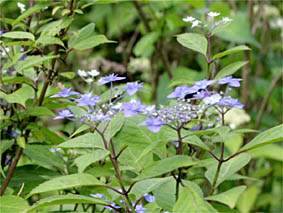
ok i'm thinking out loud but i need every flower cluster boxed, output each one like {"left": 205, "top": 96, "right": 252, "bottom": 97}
{"left": 77, "top": 69, "right": 100, "bottom": 83}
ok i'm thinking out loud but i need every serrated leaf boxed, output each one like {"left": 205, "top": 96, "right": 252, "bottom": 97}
{"left": 176, "top": 33, "right": 207, "bottom": 55}
{"left": 74, "top": 149, "right": 109, "bottom": 173}
{"left": 58, "top": 133, "right": 105, "bottom": 149}
{"left": 1, "top": 31, "right": 35, "bottom": 40}
{"left": 205, "top": 186, "right": 246, "bottom": 208}
{"left": 26, "top": 194, "right": 108, "bottom": 212}
{"left": 36, "top": 35, "right": 64, "bottom": 47}
{"left": 240, "top": 124, "right": 283, "bottom": 152}
{"left": 205, "top": 153, "right": 251, "bottom": 187}
{"left": 71, "top": 35, "right": 115, "bottom": 51}
{"left": 173, "top": 187, "right": 218, "bottom": 213}
{"left": 215, "top": 61, "right": 248, "bottom": 80}
{"left": 0, "top": 196, "right": 29, "bottom": 213}
{"left": 213, "top": 45, "right": 250, "bottom": 60}
{"left": 27, "top": 173, "right": 103, "bottom": 198}
{"left": 134, "top": 155, "right": 197, "bottom": 181}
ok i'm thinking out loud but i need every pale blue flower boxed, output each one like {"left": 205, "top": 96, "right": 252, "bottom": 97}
{"left": 144, "top": 194, "right": 155, "bottom": 203}
{"left": 122, "top": 82, "right": 146, "bottom": 96}
{"left": 98, "top": 74, "right": 126, "bottom": 85}
{"left": 54, "top": 110, "right": 74, "bottom": 120}
{"left": 74, "top": 93, "right": 101, "bottom": 106}
{"left": 218, "top": 76, "right": 242, "bottom": 87}
{"left": 138, "top": 117, "right": 168, "bottom": 133}
{"left": 51, "top": 88, "right": 79, "bottom": 98}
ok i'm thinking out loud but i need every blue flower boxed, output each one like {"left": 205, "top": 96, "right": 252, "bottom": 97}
{"left": 122, "top": 82, "right": 146, "bottom": 96}
{"left": 51, "top": 88, "right": 79, "bottom": 98}
{"left": 98, "top": 74, "right": 126, "bottom": 85}
{"left": 122, "top": 99, "right": 144, "bottom": 117}
{"left": 144, "top": 194, "right": 155, "bottom": 203}
{"left": 167, "top": 85, "right": 198, "bottom": 99}
{"left": 135, "top": 204, "right": 147, "bottom": 213}
{"left": 194, "top": 79, "right": 215, "bottom": 90}
{"left": 138, "top": 117, "right": 167, "bottom": 133}
{"left": 217, "top": 97, "right": 244, "bottom": 108}
{"left": 203, "top": 93, "right": 222, "bottom": 105}
{"left": 89, "top": 113, "right": 111, "bottom": 122}
{"left": 90, "top": 193, "right": 104, "bottom": 198}
{"left": 74, "top": 93, "right": 101, "bottom": 106}
{"left": 218, "top": 76, "right": 242, "bottom": 87}
{"left": 54, "top": 110, "right": 74, "bottom": 120}
{"left": 192, "top": 90, "right": 211, "bottom": 100}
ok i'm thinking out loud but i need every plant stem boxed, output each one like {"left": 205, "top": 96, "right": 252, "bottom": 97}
{"left": 175, "top": 127, "right": 183, "bottom": 200}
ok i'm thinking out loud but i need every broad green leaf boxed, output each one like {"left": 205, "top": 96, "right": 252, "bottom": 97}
{"left": 155, "top": 178, "right": 177, "bottom": 211}
{"left": 74, "top": 149, "right": 110, "bottom": 173}
{"left": 212, "top": 203, "right": 240, "bottom": 213}
{"left": 58, "top": 133, "right": 105, "bottom": 149}
{"left": 215, "top": 61, "right": 248, "bottom": 80}
{"left": 68, "top": 23, "right": 96, "bottom": 48}
{"left": 130, "top": 177, "right": 171, "bottom": 199}
{"left": 59, "top": 72, "right": 76, "bottom": 79}
{"left": 17, "top": 136, "right": 26, "bottom": 148}
{"left": 2, "top": 76, "right": 33, "bottom": 86}
{"left": 36, "top": 35, "right": 64, "bottom": 47}
{"left": 1, "top": 86, "right": 33, "bottom": 106}
{"left": 38, "top": 17, "right": 73, "bottom": 36}
{"left": 240, "top": 124, "right": 283, "bottom": 151}
{"left": 27, "top": 194, "right": 107, "bottom": 212}
{"left": 213, "top": 45, "right": 250, "bottom": 60}
{"left": 103, "top": 112, "right": 124, "bottom": 140}
{"left": 205, "top": 153, "right": 251, "bottom": 187}
{"left": 21, "top": 55, "right": 59, "bottom": 70}
{"left": 23, "top": 145, "right": 65, "bottom": 170}
{"left": 134, "top": 155, "right": 197, "bottom": 181}
{"left": 248, "top": 144, "right": 283, "bottom": 161}
{"left": 27, "top": 173, "right": 103, "bottom": 198}
{"left": 205, "top": 186, "right": 246, "bottom": 208}
{"left": 71, "top": 35, "right": 115, "bottom": 51}
{"left": 236, "top": 186, "right": 259, "bottom": 213}
{"left": 176, "top": 33, "right": 207, "bottom": 55}
{"left": 133, "top": 31, "right": 160, "bottom": 57}
{"left": 12, "top": 2, "right": 52, "bottom": 26}
{"left": 1, "top": 31, "right": 34, "bottom": 40}
{"left": 1, "top": 52, "right": 28, "bottom": 71}
{"left": 70, "top": 125, "right": 90, "bottom": 138}
{"left": 25, "top": 106, "right": 55, "bottom": 117}
{"left": 0, "top": 195, "right": 29, "bottom": 213}
{"left": 173, "top": 187, "right": 218, "bottom": 213}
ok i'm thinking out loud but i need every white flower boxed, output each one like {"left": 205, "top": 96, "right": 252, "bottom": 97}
{"left": 224, "top": 108, "right": 251, "bottom": 129}
{"left": 17, "top": 2, "right": 26, "bottom": 13}
{"left": 183, "top": 16, "right": 195, "bottom": 22}
{"left": 85, "top": 78, "right": 94, "bottom": 83}
{"left": 208, "top": 11, "right": 220, "bottom": 17}
{"left": 191, "top": 20, "right": 201, "bottom": 28}
{"left": 222, "top": 17, "right": 233, "bottom": 23}
{"left": 87, "top": 69, "right": 100, "bottom": 77}
{"left": 77, "top": 69, "right": 88, "bottom": 77}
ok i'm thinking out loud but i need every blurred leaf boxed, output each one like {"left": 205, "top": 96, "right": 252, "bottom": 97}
{"left": 215, "top": 61, "right": 248, "bottom": 80}
{"left": 133, "top": 31, "right": 160, "bottom": 57}
{"left": 187, "top": 0, "right": 205, "bottom": 8}
{"left": 74, "top": 149, "right": 110, "bottom": 173}
{"left": 134, "top": 155, "right": 197, "bottom": 181}
{"left": 71, "top": 35, "right": 115, "bottom": 50}
{"left": 213, "top": 45, "right": 250, "bottom": 60}
{"left": 0, "top": 86, "right": 33, "bottom": 106}
{"left": 1, "top": 52, "right": 28, "bottom": 71}
{"left": 21, "top": 55, "right": 60, "bottom": 70}
{"left": 26, "top": 194, "right": 107, "bottom": 212}
{"left": 236, "top": 185, "right": 259, "bottom": 213}
{"left": 240, "top": 124, "right": 283, "bottom": 151}
{"left": 248, "top": 144, "right": 283, "bottom": 162}
{"left": 38, "top": 17, "right": 74, "bottom": 36}
{"left": 70, "top": 125, "right": 90, "bottom": 138}
{"left": 25, "top": 106, "right": 55, "bottom": 117}
{"left": 176, "top": 33, "right": 207, "bottom": 56}
{"left": 0, "top": 196, "right": 29, "bottom": 213}
{"left": 36, "top": 35, "right": 64, "bottom": 47}
{"left": 205, "top": 186, "right": 246, "bottom": 208}
{"left": 59, "top": 72, "right": 76, "bottom": 79}
{"left": 27, "top": 173, "right": 103, "bottom": 198}
{"left": 16, "top": 136, "right": 25, "bottom": 148}
{"left": 205, "top": 153, "right": 251, "bottom": 187}
{"left": 68, "top": 23, "right": 96, "bottom": 48}
{"left": 210, "top": 2, "right": 230, "bottom": 17}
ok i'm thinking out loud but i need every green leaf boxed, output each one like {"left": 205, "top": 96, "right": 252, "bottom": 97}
{"left": 248, "top": 144, "right": 283, "bottom": 162}
{"left": 133, "top": 31, "right": 160, "bottom": 57}
{"left": 130, "top": 177, "right": 171, "bottom": 199}
{"left": 155, "top": 178, "right": 177, "bottom": 211}
{"left": 173, "top": 187, "right": 218, "bottom": 213}
{"left": 134, "top": 155, "right": 197, "bottom": 181}
{"left": 74, "top": 149, "right": 110, "bottom": 173}
{"left": 23, "top": 145, "right": 65, "bottom": 170}
{"left": 59, "top": 72, "right": 76, "bottom": 79}
{"left": 12, "top": 2, "right": 52, "bottom": 26}
{"left": 1, "top": 52, "right": 28, "bottom": 71}
{"left": 236, "top": 186, "right": 259, "bottom": 213}
{"left": 0, "top": 195, "right": 29, "bottom": 213}
{"left": 240, "top": 124, "right": 283, "bottom": 151}
{"left": 26, "top": 194, "right": 108, "bottom": 212}
{"left": 176, "top": 33, "right": 207, "bottom": 55}
{"left": 38, "top": 17, "right": 73, "bottom": 36}
{"left": 215, "top": 61, "right": 248, "bottom": 80}
{"left": 213, "top": 45, "right": 250, "bottom": 60}
{"left": 70, "top": 125, "right": 90, "bottom": 138}
{"left": 25, "top": 106, "right": 55, "bottom": 117}
{"left": 27, "top": 173, "right": 103, "bottom": 198}
{"left": 2, "top": 76, "right": 33, "bottom": 86}
{"left": 58, "top": 133, "right": 105, "bottom": 149}
{"left": 21, "top": 55, "right": 60, "bottom": 70}
{"left": 205, "top": 186, "right": 246, "bottom": 209}
{"left": 1, "top": 31, "right": 35, "bottom": 40}
{"left": 68, "top": 23, "right": 95, "bottom": 48}
{"left": 17, "top": 136, "right": 26, "bottom": 148}
{"left": 36, "top": 35, "right": 65, "bottom": 47}
{"left": 205, "top": 153, "right": 251, "bottom": 187}
{"left": 2, "top": 86, "right": 33, "bottom": 106}
{"left": 71, "top": 35, "right": 115, "bottom": 51}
